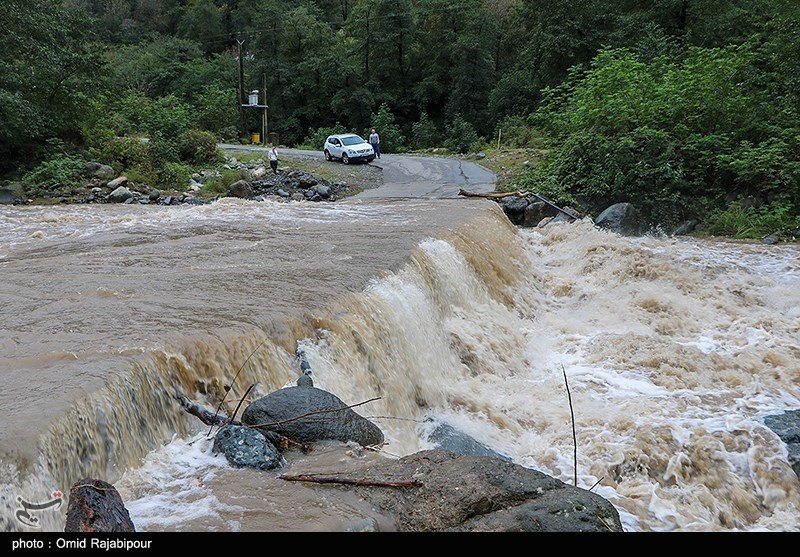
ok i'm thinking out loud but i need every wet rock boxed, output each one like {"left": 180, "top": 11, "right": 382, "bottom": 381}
{"left": 418, "top": 415, "right": 511, "bottom": 461}
{"left": 594, "top": 203, "right": 641, "bottom": 236}
{"left": 350, "top": 449, "right": 623, "bottom": 532}
{"left": 213, "top": 425, "right": 285, "bottom": 471}
{"left": 761, "top": 234, "right": 780, "bottom": 245}
{"left": 0, "top": 187, "right": 14, "bottom": 204}
{"left": 763, "top": 409, "right": 800, "bottom": 479}
{"left": 242, "top": 386, "right": 384, "bottom": 447}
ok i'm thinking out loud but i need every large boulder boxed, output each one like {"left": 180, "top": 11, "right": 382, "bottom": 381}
{"left": 348, "top": 449, "right": 623, "bottom": 532}
{"left": 418, "top": 415, "right": 511, "bottom": 461}
{"left": 241, "top": 386, "right": 384, "bottom": 447}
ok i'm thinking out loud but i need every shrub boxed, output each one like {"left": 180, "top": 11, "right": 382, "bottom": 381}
{"left": 22, "top": 154, "right": 86, "bottom": 194}
{"left": 410, "top": 111, "right": 437, "bottom": 150}
{"left": 444, "top": 114, "right": 478, "bottom": 154}
{"left": 178, "top": 129, "right": 220, "bottom": 165}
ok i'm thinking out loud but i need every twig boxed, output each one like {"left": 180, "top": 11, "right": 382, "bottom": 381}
{"left": 229, "top": 383, "right": 256, "bottom": 425}
{"left": 207, "top": 336, "right": 271, "bottom": 437}
{"left": 279, "top": 474, "right": 422, "bottom": 488}
{"left": 561, "top": 362, "right": 577, "bottom": 487}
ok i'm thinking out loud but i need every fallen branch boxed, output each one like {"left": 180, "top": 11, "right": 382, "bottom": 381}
{"left": 175, "top": 389, "right": 240, "bottom": 427}
{"left": 279, "top": 474, "right": 422, "bottom": 488}
{"left": 174, "top": 389, "right": 314, "bottom": 453}
{"left": 459, "top": 189, "right": 579, "bottom": 221}
{"left": 458, "top": 189, "right": 532, "bottom": 199}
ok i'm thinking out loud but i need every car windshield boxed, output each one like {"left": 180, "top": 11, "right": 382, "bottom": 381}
{"left": 341, "top": 135, "right": 365, "bottom": 146}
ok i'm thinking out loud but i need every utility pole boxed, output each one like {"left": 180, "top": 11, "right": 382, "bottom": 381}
{"left": 262, "top": 73, "right": 268, "bottom": 146}
{"left": 237, "top": 39, "right": 247, "bottom": 140}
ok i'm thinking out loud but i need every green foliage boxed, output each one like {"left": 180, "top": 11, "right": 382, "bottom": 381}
{"left": 444, "top": 115, "right": 478, "bottom": 154}
{"left": 704, "top": 201, "right": 800, "bottom": 238}
{"left": 203, "top": 169, "right": 251, "bottom": 195}
{"left": 155, "top": 162, "right": 192, "bottom": 191}
{"left": 300, "top": 124, "right": 349, "bottom": 150}
{"left": 196, "top": 85, "right": 239, "bottom": 138}
{"left": 21, "top": 153, "right": 86, "bottom": 194}
{"left": 369, "top": 104, "right": 405, "bottom": 153}
{"left": 93, "top": 137, "right": 150, "bottom": 173}
{"left": 177, "top": 130, "right": 221, "bottom": 165}
{"left": 495, "top": 115, "right": 545, "bottom": 149}
{"left": 410, "top": 111, "right": 438, "bottom": 150}
{"left": 521, "top": 40, "right": 800, "bottom": 230}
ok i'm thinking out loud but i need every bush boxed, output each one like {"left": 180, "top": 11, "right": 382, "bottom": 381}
{"left": 203, "top": 169, "right": 250, "bottom": 195}
{"left": 368, "top": 103, "right": 405, "bottom": 153}
{"left": 410, "top": 111, "right": 437, "bottom": 150}
{"left": 300, "top": 123, "right": 348, "bottom": 150}
{"left": 95, "top": 137, "right": 150, "bottom": 172}
{"left": 704, "top": 200, "right": 800, "bottom": 238}
{"left": 444, "top": 114, "right": 478, "bottom": 154}
{"left": 178, "top": 129, "right": 220, "bottom": 165}
{"left": 21, "top": 153, "right": 86, "bottom": 194}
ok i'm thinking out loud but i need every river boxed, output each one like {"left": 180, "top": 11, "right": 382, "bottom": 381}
{"left": 1, "top": 191, "right": 798, "bottom": 532}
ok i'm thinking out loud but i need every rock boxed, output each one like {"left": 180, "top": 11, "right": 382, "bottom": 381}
{"left": 106, "top": 186, "right": 133, "bottom": 203}
{"left": 499, "top": 196, "right": 529, "bottom": 225}
{"left": 296, "top": 374, "right": 314, "bottom": 387}
{"left": 276, "top": 188, "right": 290, "bottom": 198}
{"left": 0, "top": 187, "right": 14, "bottom": 204}
{"left": 312, "top": 185, "right": 331, "bottom": 199}
{"left": 594, "top": 203, "right": 641, "bottom": 236}
{"left": 228, "top": 179, "right": 253, "bottom": 198}
{"left": 763, "top": 409, "right": 800, "bottom": 480}
{"left": 241, "top": 386, "right": 384, "bottom": 447}
{"left": 418, "top": 415, "right": 511, "bottom": 461}
{"left": 251, "top": 167, "right": 268, "bottom": 179}
{"left": 213, "top": 425, "right": 285, "bottom": 471}
{"left": 672, "top": 219, "right": 699, "bottom": 236}
{"left": 106, "top": 176, "right": 128, "bottom": 189}
{"left": 523, "top": 201, "right": 557, "bottom": 227}
{"left": 148, "top": 190, "right": 161, "bottom": 202}
{"left": 84, "top": 162, "right": 116, "bottom": 180}
{"left": 761, "top": 234, "right": 780, "bottom": 245}
{"left": 64, "top": 478, "right": 135, "bottom": 532}
{"left": 349, "top": 449, "right": 623, "bottom": 532}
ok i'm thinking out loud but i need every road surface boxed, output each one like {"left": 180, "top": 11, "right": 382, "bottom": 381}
{"left": 219, "top": 145, "right": 496, "bottom": 199}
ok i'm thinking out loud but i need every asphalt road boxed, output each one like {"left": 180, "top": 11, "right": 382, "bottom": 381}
{"left": 219, "top": 144, "right": 496, "bottom": 199}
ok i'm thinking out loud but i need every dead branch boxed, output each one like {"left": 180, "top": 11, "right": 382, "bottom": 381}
{"left": 279, "top": 474, "right": 423, "bottom": 488}
{"left": 459, "top": 188, "right": 532, "bottom": 199}
{"left": 174, "top": 389, "right": 314, "bottom": 453}
{"left": 230, "top": 383, "right": 256, "bottom": 424}
{"left": 175, "top": 389, "right": 240, "bottom": 427}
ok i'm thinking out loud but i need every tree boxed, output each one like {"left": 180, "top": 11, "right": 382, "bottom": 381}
{"left": 0, "top": 0, "right": 102, "bottom": 173}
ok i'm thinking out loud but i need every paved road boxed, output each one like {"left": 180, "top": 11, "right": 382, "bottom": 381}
{"left": 220, "top": 144, "right": 496, "bottom": 199}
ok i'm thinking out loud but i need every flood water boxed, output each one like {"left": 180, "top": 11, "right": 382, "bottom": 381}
{"left": 1, "top": 197, "right": 798, "bottom": 532}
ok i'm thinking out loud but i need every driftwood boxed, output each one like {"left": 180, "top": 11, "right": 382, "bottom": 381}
{"left": 279, "top": 474, "right": 423, "bottom": 488}
{"left": 458, "top": 188, "right": 579, "bottom": 220}
{"left": 65, "top": 479, "right": 135, "bottom": 532}
{"left": 175, "top": 389, "right": 241, "bottom": 427}
{"left": 174, "top": 389, "right": 313, "bottom": 453}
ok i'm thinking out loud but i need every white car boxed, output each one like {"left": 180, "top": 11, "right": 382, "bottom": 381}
{"left": 323, "top": 134, "right": 375, "bottom": 164}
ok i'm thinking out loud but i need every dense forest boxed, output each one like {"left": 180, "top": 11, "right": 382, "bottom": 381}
{"left": 2, "top": 0, "right": 799, "bottom": 234}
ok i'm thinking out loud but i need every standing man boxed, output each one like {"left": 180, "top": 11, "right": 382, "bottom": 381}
{"left": 269, "top": 145, "right": 279, "bottom": 173}
{"left": 369, "top": 128, "right": 381, "bottom": 159}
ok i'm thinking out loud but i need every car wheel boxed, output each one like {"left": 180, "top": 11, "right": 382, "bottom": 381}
{"left": 324, "top": 149, "right": 332, "bottom": 161}
{"left": 341, "top": 153, "right": 350, "bottom": 165}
